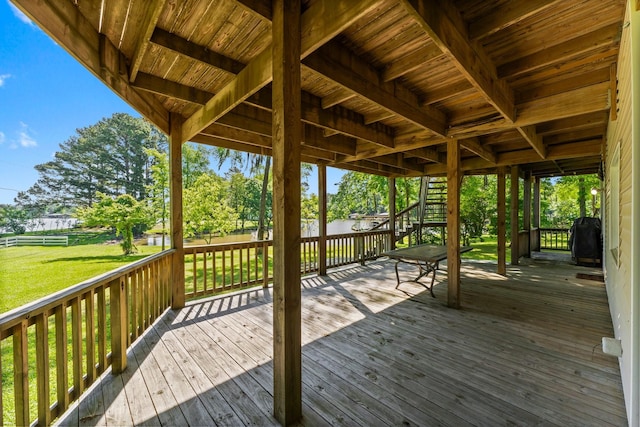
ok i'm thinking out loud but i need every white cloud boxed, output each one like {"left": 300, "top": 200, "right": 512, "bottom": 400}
{"left": 0, "top": 131, "right": 5, "bottom": 144}
{"left": 17, "top": 122, "right": 37, "bottom": 148}
{"left": 0, "top": 74, "right": 11, "bottom": 87}
{"left": 8, "top": 2, "right": 33, "bottom": 25}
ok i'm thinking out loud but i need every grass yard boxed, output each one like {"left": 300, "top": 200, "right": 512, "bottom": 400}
{"left": 0, "top": 242, "right": 161, "bottom": 313}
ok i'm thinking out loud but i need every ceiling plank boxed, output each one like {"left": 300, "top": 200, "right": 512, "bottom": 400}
{"left": 460, "top": 137, "right": 497, "bottom": 163}
{"left": 403, "top": 147, "right": 441, "bottom": 163}
{"left": 468, "top": 0, "right": 562, "bottom": 40}
{"left": 128, "top": 0, "right": 165, "bottom": 82}
{"left": 517, "top": 125, "right": 546, "bottom": 159}
{"left": 303, "top": 43, "right": 447, "bottom": 136}
{"left": 402, "top": 0, "right": 516, "bottom": 122}
{"left": 150, "top": 28, "right": 245, "bottom": 75}
{"left": 382, "top": 44, "right": 444, "bottom": 82}
{"left": 12, "top": 0, "right": 169, "bottom": 133}
{"left": 181, "top": 0, "right": 384, "bottom": 142}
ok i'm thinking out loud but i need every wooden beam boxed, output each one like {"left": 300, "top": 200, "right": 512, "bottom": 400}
{"left": 304, "top": 43, "right": 447, "bottom": 136}
{"left": 181, "top": 0, "right": 384, "bottom": 142}
{"left": 498, "top": 23, "right": 621, "bottom": 79}
{"left": 234, "top": 0, "right": 272, "bottom": 21}
{"left": 523, "top": 173, "right": 532, "bottom": 258}
{"left": 169, "top": 114, "right": 185, "bottom": 310}
{"left": 517, "top": 125, "right": 546, "bottom": 159}
{"left": 128, "top": 0, "right": 165, "bottom": 82}
{"left": 460, "top": 137, "right": 497, "bottom": 163}
{"left": 447, "top": 82, "right": 611, "bottom": 138}
{"left": 321, "top": 90, "right": 356, "bottom": 109}
{"left": 610, "top": 62, "right": 618, "bottom": 122}
{"left": 469, "top": 0, "right": 561, "bottom": 40}
{"left": 404, "top": 147, "right": 441, "bottom": 163}
{"left": 533, "top": 177, "right": 541, "bottom": 229}
{"left": 150, "top": 28, "right": 245, "bottom": 75}
{"left": 132, "top": 72, "right": 212, "bottom": 104}
{"left": 447, "top": 139, "right": 461, "bottom": 308}
{"left": 318, "top": 165, "right": 328, "bottom": 275}
{"left": 402, "top": 0, "right": 516, "bottom": 122}
{"left": 12, "top": 0, "right": 169, "bottom": 132}
{"left": 510, "top": 166, "right": 520, "bottom": 265}
{"left": 272, "top": 0, "right": 302, "bottom": 424}
{"left": 497, "top": 167, "right": 507, "bottom": 275}
{"left": 364, "top": 110, "right": 396, "bottom": 125}
{"left": 382, "top": 44, "right": 444, "bottom": 82}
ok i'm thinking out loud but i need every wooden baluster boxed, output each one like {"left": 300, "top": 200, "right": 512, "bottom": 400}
{"left": 13, "top": 321, "right": 29, "bottom": 427}
{"left": 192, "top": 250, "right": 197, "bottom": 297}
{"left": 222, "top": 247, "right": 227, "bottom": 290}
{"left": 96, "top": 287, "right": 107, "bottom": 375}
{"left": 85, "top": 290, "right": 96, "bottom": 384}
{"left": 71, "top": 296, "right": 83, "bottom": 397}
{"left": 212, "top": 248, "right": 217, "bottom": 293}
{"left": 131, "top": 269, "right": 138, "bottom": 341}
{"left": 203, "top": 249, "right": 208, "bottom": 296}
{"left": 36, "top": 313, "right": 51, "bottom": 426}
{"left": 55, "top": 304, "right": 69, "bottom": 412}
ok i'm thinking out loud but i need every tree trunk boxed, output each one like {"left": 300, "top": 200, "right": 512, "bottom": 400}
{"left": 257, "top": 156, "right": 271, "bottom": 241}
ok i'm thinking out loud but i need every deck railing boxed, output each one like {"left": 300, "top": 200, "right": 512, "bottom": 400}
{"left": 0, "top": 250, "right": 174, "bottom": 427}
{"left": 184, "top": 229, "right": 393, "bottom": 300}
{"left": 539, "top": 227, "right": 571, "bottom": 251}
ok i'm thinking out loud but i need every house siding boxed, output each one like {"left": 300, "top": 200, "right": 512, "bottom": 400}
{"left": 606, "top": 3, "right": 634, "bottom": 422}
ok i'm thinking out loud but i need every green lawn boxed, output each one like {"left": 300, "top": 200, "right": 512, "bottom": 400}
{"left": 0, "top": 242, "right": 161, "bottom": 313}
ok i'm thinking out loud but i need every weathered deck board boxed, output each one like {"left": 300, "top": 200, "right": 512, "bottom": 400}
{"left": 55, "top": 258, "right": 627, "bottom": 426}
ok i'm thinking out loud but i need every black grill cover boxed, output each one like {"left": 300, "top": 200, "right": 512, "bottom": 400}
{"left": 569, "top": 217, "right": 602, "bottom": 264}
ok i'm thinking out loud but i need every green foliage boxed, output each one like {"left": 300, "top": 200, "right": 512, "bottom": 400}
{"left": 78, "top": 193, "right": 150, "bottom": 254}
{"left": 183, "top": 173, "right": 238, "bottom": 243}
{"left": 328, "top": 172, "right": 389, "bottom": 221}
{"left": 0, "top": 205, "right": 30, "bottom": 234}
{"left": 545, "top": 175, "right": 601, "bottom": 227}
{"left": 460, "top": 176, "right": 496, "bottom": 245}
{"left": 17, "top": 113, "right": 167, "bottom": 211}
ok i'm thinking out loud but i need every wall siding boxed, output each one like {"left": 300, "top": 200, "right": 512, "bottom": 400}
{"left": 605, "top": 3, "right": 633, "bottom": 419}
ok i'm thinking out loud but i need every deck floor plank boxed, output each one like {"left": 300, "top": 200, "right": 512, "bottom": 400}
{"left": 55, "top": 258, "right": 627, "bottom": 426}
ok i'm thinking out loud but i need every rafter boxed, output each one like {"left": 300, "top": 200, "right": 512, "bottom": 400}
{"left": 132, "top": 72, "right": 211, "bottom": 105}
{"left": 128, "top": 0, "right": 165, "bottom": 82}
{"left": 402, "top": 0, "right": 516, "bottom": 123}
{"left": 303, "top": 42, "right": 447, "bottom": 137}
{"left": 150, "top": 28, "right": 245, "bottom": 75}
{"left": 468, "top": 0, "right": 562, "bottom": 40}
{"left": 321, "top": 90, "right": 356, "bottom": 109}
{"left": 181, "top": 0, "right": 384, "bottom": 142}
{"left": 517, "top": 125, "right": 546, "bottom": 159}
{"left": 382, "top": 44, "right": 443, "bottom": 82}
{"left": 460, "top": 137, "right": 497, "bottom": 164}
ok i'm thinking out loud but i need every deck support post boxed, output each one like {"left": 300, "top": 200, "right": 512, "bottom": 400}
{"left": 497, "top": 167, "right": 507, "bottom": 275}
{"left": 389, "top": 177, "right": 396, "bottom": 250}
{"left": 523, "top": 172, "right": 532, "bottom": 258}
{"left": 510, "top": 166, "right": 520, "bottom": 265}
{"left": 272, "top": 0, "right": 302, "bottom": 424}
{"left": 319, "top": 165, "right": 328, "bottom": 275}
{"left": 533, "top": 176, "right": 541, "bottom": 251}
{"left": 447, "top": 139, "right": 461, "bottom": 308}
{"left": 169, "top": 113, "right": 185, "bottom": 309}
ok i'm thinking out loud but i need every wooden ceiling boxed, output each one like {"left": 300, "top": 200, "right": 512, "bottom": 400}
{"left": 15, "top": 0, "right": 626, "bottom": 178}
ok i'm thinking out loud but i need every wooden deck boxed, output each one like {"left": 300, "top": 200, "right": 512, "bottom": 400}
{"left": 57, "top": 258, "right": 627, "bottom": 426}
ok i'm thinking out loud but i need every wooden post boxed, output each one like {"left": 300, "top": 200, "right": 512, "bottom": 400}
{"left": 169, "top": 113, "right": 185, "bottom": 309}
{"left": 272, "top": 0, "right": 302, "bottom": 424}
{"left": 533, "top": 177, "right": 540, "bottom": 229}
{"left": 13, "top": 321, "right": 29, "bottom": 427}
{"left": 523, "top": 172, "right": 531, "bottom": 258}
{"left": 318, "top": 165, "right": 327, "bottom": 275}
{"left": 389, "top": 177, "right": 396, "bottom": 250}
{"left": 510, "top": 166, "right": 520, "bottom": 265}
{"left": 497, "top": 167, "right": 507, "bottom": 275}
{"left": 447, "top": 139, "right": 461, "bottom": 308}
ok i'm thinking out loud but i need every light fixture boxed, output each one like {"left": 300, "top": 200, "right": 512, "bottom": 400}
{"left": 591, "top": 187, "right": 598, "bottom": 196}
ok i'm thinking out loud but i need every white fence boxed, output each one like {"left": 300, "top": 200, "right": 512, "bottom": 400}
{"left": 0, "top": 235, "right": 69, "bottom": 248}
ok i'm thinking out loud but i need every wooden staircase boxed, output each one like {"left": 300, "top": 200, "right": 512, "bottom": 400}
{"left": 372, "top": 176, "right": 448, "bottom": 245}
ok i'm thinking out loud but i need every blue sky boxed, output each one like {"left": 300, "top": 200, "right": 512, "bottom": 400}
{"left": 0, "top": 1, "right": 343, "bottom": 206}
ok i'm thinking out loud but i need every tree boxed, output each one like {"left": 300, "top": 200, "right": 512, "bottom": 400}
{"left": 328, "top": 172, "right": 388, "bottom": 221}
{"left": 460, "top": 175, "right": 496, "bottom": 245}
{"left": 18, "top": 113, "right": 167, "bottom": 211}
{"left": 182, "top": 143, "right": 212, "bottom": 189}
{"left": 0, "top": 205, "right": 30, "bottom": 235}
{"left": 78, "top": 193, "right": 150, "bottom": 254}
{"left": 301, "top": 193, "right": 319, "bottom": 236}
{"left": 145, "top": 148, "right": 170, "bottom": 249}
{"left": 183, "top": 173, "right": 237, "bottom": 243}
